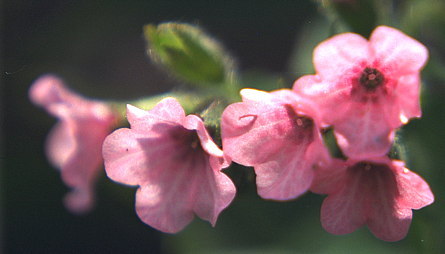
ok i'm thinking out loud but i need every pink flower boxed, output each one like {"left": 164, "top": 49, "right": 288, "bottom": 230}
{"left": 221, "top": 89, "right": 331, "bottom": 200}
{"left": 102, "top": 98, "right": 236, "bottom": 233}
{"left": 293, "top": 26, "right": 428, "bottom": 159}
{"left": 29, "top": 75, "right": 117, "bottom": 214}
{"left": 311, "top": 157, "right": 434, "bottom": 241}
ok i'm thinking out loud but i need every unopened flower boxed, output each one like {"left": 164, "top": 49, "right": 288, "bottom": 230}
{"left": 102, "top": 98, "right": 236, "bottom": 233}
{"left": 29, "top": 75, "right": 117, "bottom": 214}
{"left": 221, "top": 89, "right": 330, "bottom": 200}
{"left": 311, "top": 157, "right": 434, "bottom": 241}
{"left": 293, "top": 26, "right": 428, "bottom": 158}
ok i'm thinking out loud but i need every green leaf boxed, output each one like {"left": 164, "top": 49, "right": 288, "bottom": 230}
{"left": 144, "top": 22, "right": 236, "bottom": 87}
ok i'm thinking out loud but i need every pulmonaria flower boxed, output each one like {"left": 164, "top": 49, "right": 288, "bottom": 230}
{"left": 293, "top": 26, "right": 428, "bottom": 158}
{"left": 29, "top": 75, "right": 118, "bottom": 214}
{"left": 221, "top": 89, "right": 330, "bottom": 200}
{"left": 311, "top": 157, "right": 434, "bottom": 241}
{"left": 102, "top": 98, "right": 236, "bottom": 233}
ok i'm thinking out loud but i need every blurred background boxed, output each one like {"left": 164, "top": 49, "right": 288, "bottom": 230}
{"left": 3, "top": 0, "right": 445, "bottom": 253}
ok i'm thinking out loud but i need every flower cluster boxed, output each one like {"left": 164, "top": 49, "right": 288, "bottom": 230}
{"left": 30, "top": 25, "right": 434, "bottom": 241}
{"left": 291, "top": 26, "right": 433, "bottom": 241}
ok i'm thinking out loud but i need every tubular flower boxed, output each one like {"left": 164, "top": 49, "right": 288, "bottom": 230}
{"left": 293, "top": 26, "right": 428, "bottom": 159}
{"left": 29, "top": 75, "right": 118, "bottom": 214}
{"left": 311, "top": 157, "right": 434, "bottom": 241}
{"left": 221, "top": 89, "right": 331, "bottom": 200}
{"left": 102, "top": 98, "right": 236, "bottom": 233}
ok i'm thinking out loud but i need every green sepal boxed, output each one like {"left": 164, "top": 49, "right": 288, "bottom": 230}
{"left": 322, "top": 128, "right": 346, "bottom": 159}
{"left": 144, "top": 22, "right": 236, "bottom": 87}
{"left": 388, "top": 130, "right": 408, "bottom": 162}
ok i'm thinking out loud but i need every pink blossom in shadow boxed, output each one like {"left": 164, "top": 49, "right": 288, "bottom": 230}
{"left": 293, "top": 26, "right": 428, "bottom": 159}
{"left": 221, "top": 89, "right": 331, "bottom": 200}
{"left": 102, "top": 98, "right": 236, "bottom": 233}
{"left": 29, "top": 75, "right": 117, "bottom": 214}
{"left": 311, "top": 157, "right": 434, "bottom": 241}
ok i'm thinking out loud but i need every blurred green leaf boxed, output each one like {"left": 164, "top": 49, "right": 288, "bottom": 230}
{"left": 241, "top": 70, "right": 287, "bottom": 91}
{"left": 316, "top": 0, "right": 379, "bottom": 37}
{"left": 400, "top": 0, "right": 445, "bottom": 85}
{"left": 144, "top": 22, "right": 236, "bottom": 87}
{"left": 288, "top": 18, "right": 331, "bottom": 77}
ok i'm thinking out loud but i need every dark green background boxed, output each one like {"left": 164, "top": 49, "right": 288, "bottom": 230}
{"left": 3, "top": 0, "right": 445, "bottom": 253}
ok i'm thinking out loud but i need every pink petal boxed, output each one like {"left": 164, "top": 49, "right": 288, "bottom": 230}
{"left": 370, "top": 26, "right": 428, "bottom": 75}
{"left": 364, "top": 162, "right": 412, "bottom": 242}
{"left": 311, "top": 159, "right": 347, "bottom": 194}
{"left": 333, "top": 102, "right": 394, "bottom": 159}
{"left": 60, "top": 119, "right": 109, "bottom": 187}
{"left": 29, "top": 75, "right": 76, "bottom": 109}
{"left": 255, "top": 127, "right": 330, "bottom": 200}
{"left": 395, "top": 74, "right": 422, "bottom": 123}
{"left": 126, "top": 98, "right": 185, "bottom": 131}
{"left": 132, "top": 140, "right": 205, "bottom": 233}
{"left": 56, "top": 118, "right": 112, "bottom": 214}
{"left": 365, "top": 160, "right": 433, "bottom": 241}
{"left": 64, "top": 188, "right": 94, "bottom": 214}
{"left": 103, "top": 124, "right": 179, "bottom": 186}
{"left": 313, "top": 32, "right": 369, "bottom": 81}
{"left": 222, "top": 102, "right": 288, "bottom": 166}
{"left": 254, "top": 147, "right": 314, "bottom": 200}
{"left": 134, "top": 145, "right": 234, "bottom": 233}
{"left": 135, "top": 174, "right": 195, "bottom": 233}
{"left": 321, "top": 192, "right": 367, "bottom": 235}
{"left": 102, "top": 128, "right": 147, "bottom": 186}
{"left": 319, "top": 162, "right": 367, "bottom": 235}
{"left": 393, "top": 162, "right": 434, "bottom": 210}
{"left": 192, "top": 160, "right": 236, "bottom": 226}
{"left": 293, "top": 75, "right": 351, "bottom": 126}
{"left": 29, "top": 74, "right": 117, "bottom": 213}
{"left": 367, "top": 204, "right": 412, "bottom": 242}
{"left": 45, "top": 121, "right": 75, "bottom": 168}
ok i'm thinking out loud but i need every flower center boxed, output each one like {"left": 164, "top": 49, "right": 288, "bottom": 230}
{"left": 170, "top": 126, "right": 203, "bottom": 151}
{"left": 350, "top": 161, "right": 387, "bottom": 173}
{"left": 284, "top": 104, "right": 314, "bottom": 143}
{"left": 295, "top": 115, "right": 314, "bottom": 130}
{"left": 359, "top": 67, "right": 384, "bottom": 91}
{"left": 348, "top": 162, "right": 397, "bottom": 187}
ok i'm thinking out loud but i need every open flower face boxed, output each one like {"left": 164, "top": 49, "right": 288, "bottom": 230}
{"left": 221, "top": 89, "right": 331, "bottom": 200}
{"left": 311, "top": 157, "right": 434, "bottom": 241}
{"left": 293, "top": 26, "right": 428, "bottom": 159}
{"left": 29, "top": 75, "right": 117, "bottom": 213}
{"left": 102, "top": 98, "right": 236, "bottom": 233}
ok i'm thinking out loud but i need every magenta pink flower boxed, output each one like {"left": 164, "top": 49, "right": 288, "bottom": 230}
{"left": 102, "top": 98, "right": 236, "bottom": 233}
{"left": 221, "top": 89, "right": 331, "bottom": 200}
{"left": 29, "top": 75, "right": 117, "bottom": 214}
{"left": 293, "top": 26, "right": 428, "bottom": 159}
{"left": 311, "top": 157, "right": 434, "bottom": 241}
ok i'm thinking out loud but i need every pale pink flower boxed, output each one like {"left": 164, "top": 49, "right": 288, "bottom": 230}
{"left": 221, "top": 89, "right": 331, "bottom": 200}
{"left": 293, "top": 26, "right": 428, "bottom": 158}
{"left": 311, "top": 157, "right": 434, "bottom": 241}
{"left": 102, "top": 98, "right": 236, "bottom": 233}
{"left": 29, "top": 75, "right": 117, "bottom": 214}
